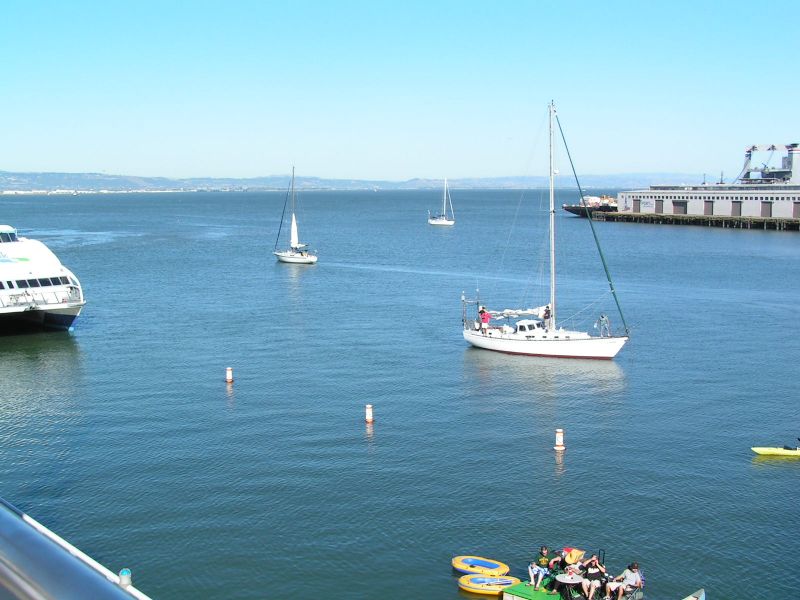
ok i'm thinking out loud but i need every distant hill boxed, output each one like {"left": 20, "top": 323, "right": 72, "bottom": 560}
{"left": 0, "top": 170, "right": 706, "bottom": 193}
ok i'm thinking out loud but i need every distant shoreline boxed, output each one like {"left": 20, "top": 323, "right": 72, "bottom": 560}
{"left": 1, "top": 187, "right": 620, "bottom": 195}
{"left": 0, "top": 170, "right": 706, "bottom": 194}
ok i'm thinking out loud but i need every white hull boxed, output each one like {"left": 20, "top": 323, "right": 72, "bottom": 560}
{"left": 428, "top": 217, "right": 455, "bottom": 226}
{"left": 463, "top": 328, "right": 627, "bottom": 359}
{"left": 0, "top": 304, "right": 84, "bottom": 332}
{"left": 274, "top": 250, "right": 318, "bottom": 264}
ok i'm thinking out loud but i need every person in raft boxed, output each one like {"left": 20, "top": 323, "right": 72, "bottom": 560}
{"left": 605, "top": 562, "right": 643, "bottom": 600}
{"left": 526, "top": 545, "right": 557, "bottom": 590}
{"left": 580, "top": 554, "right": 607, "bottom": 600}
{"left": 478, "top": 306, "right": 491, "bottom": 334}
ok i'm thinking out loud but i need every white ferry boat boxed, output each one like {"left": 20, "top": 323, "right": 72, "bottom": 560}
{"left": 562, "top": 194, "right": 617, "bottom": 217}
{"left": 618, "top": 143, "right": 800, "bottom": 218}
{"left": 0, "top": 225, "right": 86, "bottom": 333}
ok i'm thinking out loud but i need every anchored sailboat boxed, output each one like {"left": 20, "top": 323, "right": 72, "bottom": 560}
{"left": 462, "top": 102, "right": 629, "bottom": 359}
{"left": 428, "top": 178, "right": 455, "bottom": 226}
{"left": 273, "top": 167, "right": 318, "bottom": 264}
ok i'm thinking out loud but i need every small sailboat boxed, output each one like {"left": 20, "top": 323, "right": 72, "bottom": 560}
{"left": 428, "top": 178, "right": 455, "bottom": 226}
{"left": 273, "top": 167, "right": 318, "bottom": 264}
{"left": 462, "top": 102, "right": 629, "bottom": 359}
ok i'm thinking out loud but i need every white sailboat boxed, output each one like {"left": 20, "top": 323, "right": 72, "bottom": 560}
{"left": 462, "top": 102, "right": 629, "bottom": 359}
{"left": 428, "top": 178, "right": 455, "bottom": 226}
{"left": 273, "top": 167, "right": 318, "bottom": 264}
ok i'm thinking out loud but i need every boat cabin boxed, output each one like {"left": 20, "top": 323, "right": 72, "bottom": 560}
{"left": 0, "top": 226, "right": 20, "bottom": 243}
{"left": 515, "top": 319, "right": 545, "bottom": 333}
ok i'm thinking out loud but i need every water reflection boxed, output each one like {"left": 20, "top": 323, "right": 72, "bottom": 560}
{"left": 0, "top": 333, "right": 83, "bottom": 413}
{"left": 463, "top": 348, "right": 626, "bottom": 399}
{"left": 277, "top": 262, "right": 314, "bottom": 303}
{"left": 225, "top": 382, "right": 236, "bottom": 408}
{"left": 751, "top": 455, "right": 800, "bottom": 467}
{"left": 554, "top": 448, "right": 565, "bottom": 476}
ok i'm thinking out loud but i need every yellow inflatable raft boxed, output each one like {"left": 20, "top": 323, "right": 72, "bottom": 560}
{"left": 752, "top": 446, "right": 800, "bottom": 457}
{"left": 457, "top": 574, "right": 521, "bottom": 595}
{"left": 451, "top": 555, "right": 510, "bottom": 576}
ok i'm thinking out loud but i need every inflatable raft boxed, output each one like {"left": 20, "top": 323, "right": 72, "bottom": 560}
{"left": 458, "top": 574, "right": 521, "bottom": 595}
{"left": 451, "top": 555, "right": 510, "bottom": 576}
{"left": 752, "top": 446, "right": 800, "bottom": 457}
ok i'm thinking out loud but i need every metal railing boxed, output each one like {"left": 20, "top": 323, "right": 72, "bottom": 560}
{"left": 0, "top": 497, "right": 151, "bottom": 599}
{"left": 0, "top": 286, "right": 82, "bottom": 309}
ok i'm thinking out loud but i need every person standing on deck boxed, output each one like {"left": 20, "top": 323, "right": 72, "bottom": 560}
{"left": 479, "top": 306, "right": 491, "bottom": 335}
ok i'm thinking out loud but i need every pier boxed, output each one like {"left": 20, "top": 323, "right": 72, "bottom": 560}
{"left": 593, "top": 212, "right": 800, "bottom": 231}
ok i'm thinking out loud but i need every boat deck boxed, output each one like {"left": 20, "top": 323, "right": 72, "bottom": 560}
{"left": 502, "top": 581, "right": 559, "bottom": 599}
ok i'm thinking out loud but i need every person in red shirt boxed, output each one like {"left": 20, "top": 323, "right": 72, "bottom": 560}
{"left": 479, "top": 306, "right": 491, "bottom": 335}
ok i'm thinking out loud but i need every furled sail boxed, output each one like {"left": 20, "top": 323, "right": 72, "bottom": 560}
{"left": 290, "top": 213, "right": 299, "bottom": 248}
{"left": 488, "top": 305, "right": 549, "bottom": 319}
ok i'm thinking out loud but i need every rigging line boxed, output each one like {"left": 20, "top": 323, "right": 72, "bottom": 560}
{"left": 519, "top": 189, "right": 548, "bottom": 307}
{"left": 493, "top": 111, "right": 549, "bottom": 300}
{"left": 558, "top": 290, "right": 612, "bottom": 324}
{"left": 273, "top": 174, "right": 291, "bottom": 251}
{"left": 497, "top": 188, "right": 526, "bottom": 274}
{"left": 555, "top": 114, "right": 630, "bottom": 335}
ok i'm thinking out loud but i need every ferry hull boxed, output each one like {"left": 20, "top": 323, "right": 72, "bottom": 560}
{"left": 0, "top": 305, "right": 83, "bottom": 334}
{"left": 463, "top": 329, "right": 627, "bottom": 359}
{"left": 562, "top": 204, "right": 617, "bottom": 217}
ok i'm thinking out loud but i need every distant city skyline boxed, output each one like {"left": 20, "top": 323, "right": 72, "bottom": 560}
{"left": 1, "top": 0, "right": 797, "bottom": 180}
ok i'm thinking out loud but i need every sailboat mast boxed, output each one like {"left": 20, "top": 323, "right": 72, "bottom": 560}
{"left": 290, "top": 166, "right": 296, "bottom": 214}
{"left": 548, "top": 102, "right": 556, "bottom": 329}
{"left": 443, "top": 178, "right": 448, "bottom": 215}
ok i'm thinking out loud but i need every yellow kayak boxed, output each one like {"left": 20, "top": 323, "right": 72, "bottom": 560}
{"left": 751, "top": 446, "right": 800, "bottom": 457}
{"left": 457, "top": 574, "right": 521, "bottom": 595}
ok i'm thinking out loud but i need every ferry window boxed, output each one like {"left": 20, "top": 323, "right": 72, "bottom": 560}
{"left": 27, "top": 279, "right": 40, "bottom": 287}
{"left": 59, "top": 276, "right": 69, "bottom": 284}
{"left": 38, "top": 278, "right": 52, "bottom": 286}
{"left": 10, "top": 233, "right": 17, "bottom": 241}
{"left": 0, "top": 282, "right": 4, "bottom": 289}
{"left": 6, "top": 281, "right": 12, "bottom": 288}
{"left": 0, "top": 233, "right": 10, "bottom": 243}
{"left": 16, "top": 280, "right": 29, "bottom": 288}
{"left": 49, "top": 277, "right": 60, "bottom": 285}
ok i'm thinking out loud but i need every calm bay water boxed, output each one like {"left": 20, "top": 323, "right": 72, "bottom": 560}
{"left": 1, "top": 190, "right": 798, "bottom": 599}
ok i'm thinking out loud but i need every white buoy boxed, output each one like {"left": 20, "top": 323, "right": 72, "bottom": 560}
{"left": 225, "top": 367, "right": 234, "bottom": 383}
{"left": 554, "top": 428, "right": 565, "bottom": 450}
{"left": 118, "top": 568, "right": 132, "bottom": 587}
{"left": 365, "top": 404, "right": 374, "bottom": 424}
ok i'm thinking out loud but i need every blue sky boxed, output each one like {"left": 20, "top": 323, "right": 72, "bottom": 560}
{"left": 1, "top": 0, "right": 798, "bottom": 180}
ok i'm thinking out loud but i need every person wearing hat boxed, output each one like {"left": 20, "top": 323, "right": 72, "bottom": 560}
{"left": 604, "top": 562, "right": 642, "bottom": 600}
{"left": 478, "top": 306, "right": 491, "bottom": 335}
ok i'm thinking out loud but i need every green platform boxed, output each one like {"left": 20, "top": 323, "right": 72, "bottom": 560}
{"left": 501, "top": 581, "right": 558, "bottom": 599}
